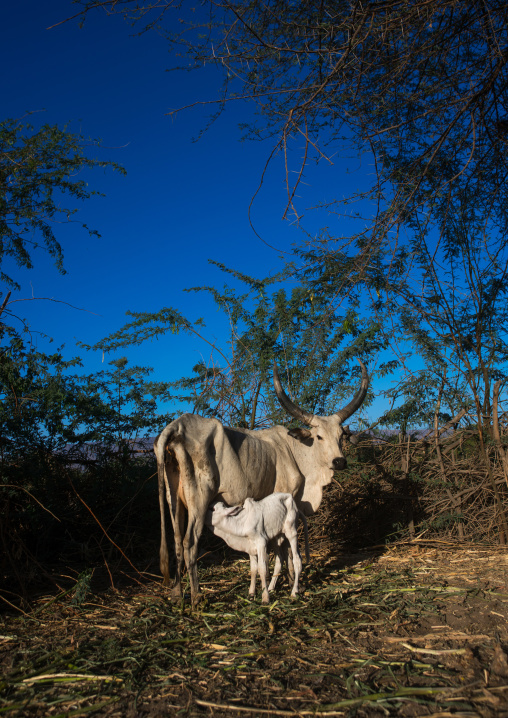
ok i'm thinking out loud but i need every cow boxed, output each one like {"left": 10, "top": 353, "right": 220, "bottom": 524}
{"left": 154, "top": 360, "right": 369, "bottom": 604}
{"left": 205, "top": 493, "right": 310, "bottom": 603}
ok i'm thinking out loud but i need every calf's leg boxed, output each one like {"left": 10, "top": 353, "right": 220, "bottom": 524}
{"left": 249, "top": 553, "right": 258, "bottom": 598}
{"left": 286, "top": 529, "right": 303, "bottom": 597}
{"left": 256, "top": 542, "right": 270, "bottom": 604}
{"left": 268, "top": 538, "right": 283, "bottom": 592}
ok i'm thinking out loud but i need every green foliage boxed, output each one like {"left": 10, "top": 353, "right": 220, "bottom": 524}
{"left": 0, "top": 117, "right": 125, "bottom": 289}
{"left": 0, "top": 115, "right": 169, "bottom": 594}
{"left": 0, "top": 333, "right": 172, "bottom": 592}
{"left": 0, "top": 337, "right": 81, "bottom": 455}
{"left": 71, "top": 569, "right": 94, "bottom": 606}
{"left": 379, "top": 371, "right": 469, "bottom": 435}
{"left": 68, "top": 356, "right": 175, "bottom": 444}
{"left": 80, "top": 307, "right": 205, "bottom": 353}
{"left": 0, "top": 335, "right": 171, "bottom": 453}
{"left": 72, "top": 0, "right": 508, "bottom": 434}
{"left": 384, "top": 214, "right": 508, "bottom": 428}
{"left": 92, "top": 265, "right": 384, "bottom": 428}
{"left": 298, "top": 205, "right": 508, "bottom": 430}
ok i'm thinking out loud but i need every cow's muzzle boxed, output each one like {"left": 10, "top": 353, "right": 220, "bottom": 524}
{"left": 332, "top": 457, "right": 347, "bottom": 471}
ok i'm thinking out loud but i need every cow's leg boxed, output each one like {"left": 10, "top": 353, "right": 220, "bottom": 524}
{"left": 171, "top": 495, "right": 186, "bottom": 599}
{"left": 173, "top": 439, "right": 218, "bottom": 605}
{"left": 249, "top": 553, "right": 258, "bottom": 599}
{"left": 275, "top": 536, "right": 291, "bottom": 585}
{"left": 268, "top": 538, "right": 283, "bottom": 592}
{"left": 256, "top": 542, "right": 270, "bottom": 604}
{"left": 159, "top": 453, "right": 185, "bottom": 596}
{"left": 162, "top": 466, "right": 186, "bottom": 599}
{"left": 275, "top": 535, "right": 294, "bottom": 581}
{"left": 159, "top": 463, "right": 171, "bottom": 587}
{"left": 183, "top": 508, "right": 207, "bottom": 605}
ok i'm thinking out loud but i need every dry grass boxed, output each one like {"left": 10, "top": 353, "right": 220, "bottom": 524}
{"left": 2, "top": 428, "right": 508, "bottom": 716}
{"left": 1, "top": 542, "right": 508, "bottom": 717}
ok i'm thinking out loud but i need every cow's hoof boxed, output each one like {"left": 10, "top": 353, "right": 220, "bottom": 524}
{"left": 191, "top": 593, "right": 204, "bottom": 607}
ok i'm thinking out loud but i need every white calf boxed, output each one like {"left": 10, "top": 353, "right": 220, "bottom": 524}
{"left": 205, "top": 492, "right": 309, "bottom": 603}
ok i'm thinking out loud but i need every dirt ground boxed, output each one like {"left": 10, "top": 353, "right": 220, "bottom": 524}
{"left": 1, "top": 542, "right": 508, "bottom": 717}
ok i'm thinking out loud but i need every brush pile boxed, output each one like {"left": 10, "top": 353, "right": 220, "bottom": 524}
{"left": 307, "top": 420, "right": 508, "bottom": 550}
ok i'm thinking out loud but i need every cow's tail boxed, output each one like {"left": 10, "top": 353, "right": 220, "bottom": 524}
{"left": 298, "top": 511, "right": 310, "bottom": 563}
{"left": 155, "top": 423, "right": 181, "bottom": 585}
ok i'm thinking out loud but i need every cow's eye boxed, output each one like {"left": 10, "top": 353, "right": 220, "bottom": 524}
{"left": 317, "top": 435, "right": 323, "bottom": 440}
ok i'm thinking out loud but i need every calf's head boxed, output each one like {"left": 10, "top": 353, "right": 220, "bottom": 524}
{"left": 208, "top": 501, "right": 243, "bottom": 527}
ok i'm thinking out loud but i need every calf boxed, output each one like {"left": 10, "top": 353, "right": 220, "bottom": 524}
{"left": 205, "top": 493, "right": 309, "bottom": 603}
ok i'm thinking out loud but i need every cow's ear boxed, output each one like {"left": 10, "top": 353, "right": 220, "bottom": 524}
{"left": 288, "top": 427, "right": 313, "bottom": 442}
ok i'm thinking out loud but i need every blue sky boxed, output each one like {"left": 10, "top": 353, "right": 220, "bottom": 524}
{"left": 2, "top": 0, "right": 384, "bottom": 422}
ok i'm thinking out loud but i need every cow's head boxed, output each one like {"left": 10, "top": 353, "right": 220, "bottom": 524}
{"left": 273, "top": 360, "right": 369, "bottom": 474}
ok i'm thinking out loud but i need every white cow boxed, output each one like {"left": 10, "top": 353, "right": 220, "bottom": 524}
{"left": 155, "top": 360, "right": 369, "bottom": 604}
{"left": 205, "top": 493, "right": 310, "bottom": 603}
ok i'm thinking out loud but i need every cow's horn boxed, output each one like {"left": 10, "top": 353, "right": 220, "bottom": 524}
{"left": 273, "top": 363, "right": 315, "bottom": 426}
{"left": 335, "top": 359, "right": 369, "bottom": 423}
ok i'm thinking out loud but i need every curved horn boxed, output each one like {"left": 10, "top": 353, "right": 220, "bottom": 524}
{"left": 273, "top": 363, "right": 315, "bottom": 426}
{"left": 335, "top": 359, "right": 369, "bottom": 424}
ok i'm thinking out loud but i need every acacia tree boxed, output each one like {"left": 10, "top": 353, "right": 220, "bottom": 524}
{"left": 0, "top": 115, "right": 134, "bottom": 467}
{"left": 0, "top": 119, "right": 159, "bottom": 591}
{"left": 0, "top": 117, "right": 125, "bottom": 290}
{"left": 60, "top": 0, "right": 508, "bottom": 546}
{"left": 0, "top": 115, "right": 128, "bottom": 451}
{"left": 69, "top": 0, "right": 508, "bottom": 414}
{"left": 71, "top": 1, "right": 508, "bottom": 263}
{"left": 383, "top": 195, "right": 508, "bottom": 432}
{"left": 87, "top": 263, "right": 387, "bottom": 429}
{"left": 180, "top": 272, "right": 382, "bottom": 428}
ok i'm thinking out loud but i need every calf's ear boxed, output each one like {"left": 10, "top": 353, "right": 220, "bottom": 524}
{"left": 224, "top": 505, "right": 243, "bottom": 516}
{"left": 288, "top": 427, "right": 313, "bottom": 442}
